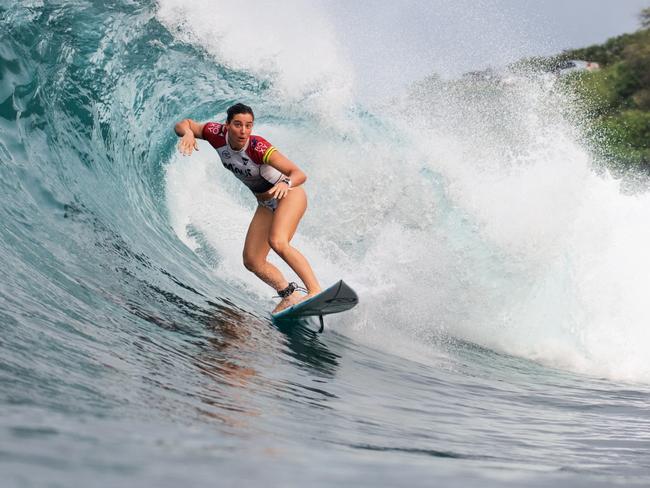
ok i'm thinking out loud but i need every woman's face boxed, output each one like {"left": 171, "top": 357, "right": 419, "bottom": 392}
{"left": 226, "top": 113, "right": 254, "bottom": 149}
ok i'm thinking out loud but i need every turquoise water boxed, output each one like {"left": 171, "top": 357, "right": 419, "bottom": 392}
{"left": 2, "top": 2, "right": 650, "bottom": 486}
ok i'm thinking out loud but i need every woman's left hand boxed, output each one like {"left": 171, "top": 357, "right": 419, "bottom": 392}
{"left": 269, "top": 181, "right": 291, "bottom": 200}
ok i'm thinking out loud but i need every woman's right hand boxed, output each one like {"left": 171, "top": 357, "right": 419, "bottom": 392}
{"left": 178, "top": 132, "right": 199, "bottom": 156}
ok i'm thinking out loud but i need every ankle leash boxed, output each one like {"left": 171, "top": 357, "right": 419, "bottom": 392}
{"left": 275, "top": 282, "right": 307, "bottom": 298}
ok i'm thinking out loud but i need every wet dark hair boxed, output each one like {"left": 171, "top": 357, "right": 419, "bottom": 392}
{"left": 226, "top": 103, "right": 254, "bottom": 123}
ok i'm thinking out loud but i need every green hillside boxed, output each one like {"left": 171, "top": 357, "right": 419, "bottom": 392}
{"left": 557, "top": 11, "right": 650, "bottom": 170}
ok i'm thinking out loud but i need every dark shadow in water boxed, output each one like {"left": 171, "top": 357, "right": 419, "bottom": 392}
{"left": 125, "top": 276, "right": 342, "bottom": 423}
{"left": 348, "top": 443, "right": 498, "bottom": 461}
{"left": 190, "top": 303, "right": 341, "bottom": 427}
{"left": 273, "top": 317, "right": 341, "bottom": 377}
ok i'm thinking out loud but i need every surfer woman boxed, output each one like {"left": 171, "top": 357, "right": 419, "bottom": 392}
{"left": 174, "top": 103, "right": 321, "bottom": 312}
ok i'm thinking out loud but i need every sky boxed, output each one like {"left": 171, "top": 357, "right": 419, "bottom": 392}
{"left": 326, "top": 0, "right": 649, "bottom": 100}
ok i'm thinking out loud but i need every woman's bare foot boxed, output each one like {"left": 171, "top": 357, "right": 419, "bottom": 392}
{"left": 272, "top": 290, "right": 303, "bottom": 313}
{"left": 287, "top": 289, "right": 320, "bottom": 308}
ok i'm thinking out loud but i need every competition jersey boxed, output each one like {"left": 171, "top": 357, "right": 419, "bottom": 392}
{"left": 202, "top": 122, "right": 283, "bottom": 194}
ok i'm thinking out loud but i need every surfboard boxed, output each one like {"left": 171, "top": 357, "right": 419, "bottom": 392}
{"left": 271, "top": 280, "right": 358, "bottom": 332}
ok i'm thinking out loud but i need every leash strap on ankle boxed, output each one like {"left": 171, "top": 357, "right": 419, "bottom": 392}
{"left": 276, "top": 282, "right": 296, "bottom": 298}
{"left": 275, "top": 282, "right": 308, "bottom": 298}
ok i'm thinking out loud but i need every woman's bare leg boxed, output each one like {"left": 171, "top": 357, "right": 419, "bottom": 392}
{"left": 269, "top": 187, "right": 321, "bottom": 297}
{"left": 242, "top": 189, "right": 321, "bottom": 312}
{"left": 242, "top": 205, "right": 290, "bottom": 291}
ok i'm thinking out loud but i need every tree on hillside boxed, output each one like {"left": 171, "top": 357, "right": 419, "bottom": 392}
{"left": 640, "top": 7, "right": 650, "bottom": 29}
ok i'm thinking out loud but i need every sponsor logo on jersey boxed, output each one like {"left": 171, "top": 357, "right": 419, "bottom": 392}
{"left": 206, "top": 123, "right": 222, "bottom": 135}
{"left": 222, "top": 150, "right": 231, "bottom": 159}
{"left": 251, "top": 138, "right": 268, "bottom": 154}
{"left": 223, "top": 161, "right": 252, "bottom": 178}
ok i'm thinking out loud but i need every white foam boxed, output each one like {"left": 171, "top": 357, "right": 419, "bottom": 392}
{"left": 381, "top": 75, "right": 650, "bottom": 383}
{"left": 156, "top": 0, "right": 354, "bottom": 119}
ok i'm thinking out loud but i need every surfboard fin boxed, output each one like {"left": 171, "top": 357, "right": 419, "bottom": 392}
{"left": 318, "top": 315, "right": 324, "bottom": 333}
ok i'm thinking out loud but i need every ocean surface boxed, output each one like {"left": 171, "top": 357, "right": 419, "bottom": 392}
{"left": 2, "top": 1, "right": 650, "bottom": 486}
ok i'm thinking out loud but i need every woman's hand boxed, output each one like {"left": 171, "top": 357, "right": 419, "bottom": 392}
{"left": 178, "top": 132, "right": 199, "bottom": 156}
{"left": 269, "top": 181, "right": 291, "bottom": 200}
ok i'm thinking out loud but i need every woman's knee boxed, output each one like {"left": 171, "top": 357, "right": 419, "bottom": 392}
{"left": 268, "top": 236, "right": 290, "bottom": 255}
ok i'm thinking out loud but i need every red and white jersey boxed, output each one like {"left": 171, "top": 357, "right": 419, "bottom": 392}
{"left": 202, "top": 122, "right": 283, "bottom": 194}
